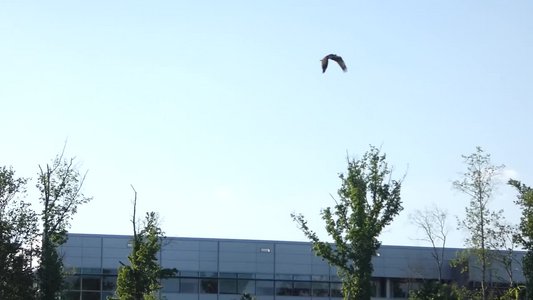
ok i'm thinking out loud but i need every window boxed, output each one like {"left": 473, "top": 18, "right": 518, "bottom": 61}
{"left": 312, "top": 282, "right": 329, "bottom": 297}
{"left": 392, "top": 279, "right": 408, "bottom": 298}
{"left": 82, "top": 276, "right": 101, "bottom": 291}
{"left": 180, "top": 278, "right": 198, "bottom": 293}
{"left": 102, "top": 276, "right": 117, "bottom": 291}
{"left": 200, "top": 278, "right": 218, "bottom": 294}
{"left": 237, "top": 279, "right": 255, "bottom": 294}
{"left": 373, "top": 278, "right": 387, "bottom": 298}
{"left": 64, "top": 275, "right": 81, "bottom": 290}
{"left": 275, "top": 280, "right": 293, "bottom": 296}
{"left": 81, "top": 291, "right": 100, "bottom": 300}
{"left": 256, "top": 280, "right": 274, "bottom": 295}
{"left": 293, "top": 281, "right": 311, "bottom": 296}
{"left": 330, "top": 282, "right": 342, "bottom": 298}
{"left": 219, "top": 279, "right": 237, "bottom": 294}
{"left": 162, "top": 278, "right": 180, "bottom": 293}
{"left": 63, "top": 291, "right": 80, "bottom": 300}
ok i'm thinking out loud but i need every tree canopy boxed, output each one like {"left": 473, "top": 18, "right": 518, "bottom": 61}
{"left": 292, "top": 146, "right": 403, "bottom": 300}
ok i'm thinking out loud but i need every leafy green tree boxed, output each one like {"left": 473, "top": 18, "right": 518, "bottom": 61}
{"left": 453, "top": 147, "right": 505, "bottom": 300}
{"left": 0, "top": 166, "right": 39, "bottom": 300}
{"left": 114, "top": 187, "right": 177, "bottom": 300}
{"left": 292, "top": 146, "right": 403, "bottom": 300}
{"left": 36, "top": 152, "right": 92, "bottom": 300}
{"left": 508, "top": 179, "right": 533, "bottom": 300}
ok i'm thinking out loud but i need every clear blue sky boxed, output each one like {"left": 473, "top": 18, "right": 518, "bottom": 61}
{"left": 1, "top": 1, "right": 532, "bottom": 247}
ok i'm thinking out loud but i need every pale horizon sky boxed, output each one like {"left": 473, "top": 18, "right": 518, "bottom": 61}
{"left": 1, "top": 1, "right": 532, "bottom": 248}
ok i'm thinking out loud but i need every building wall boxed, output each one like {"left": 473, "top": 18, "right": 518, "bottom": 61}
{"left": 59, "top": 234, "right": 525, "bottom": 300}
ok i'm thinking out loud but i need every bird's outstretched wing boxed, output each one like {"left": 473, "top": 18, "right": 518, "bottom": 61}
{"left": 330, "top": 55, "right": 347, "bottom": 72}
{"left": 321, "top": 54, "right": 347, "bottom": 73}
{"left": 321, "top": 57, "right": 329, "bottom": 73}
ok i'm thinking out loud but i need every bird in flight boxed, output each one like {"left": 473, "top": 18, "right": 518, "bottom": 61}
{"left": 321, "top": 54, "right": 347, "bottom": 73}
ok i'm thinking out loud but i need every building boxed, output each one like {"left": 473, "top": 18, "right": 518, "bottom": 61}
{"left": 60, "top": 233, "right": 525, "bottom": 300}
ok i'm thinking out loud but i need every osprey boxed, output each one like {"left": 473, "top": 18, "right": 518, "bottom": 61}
{"left": 321, "top": 54, "right": 347, "bottom": 73}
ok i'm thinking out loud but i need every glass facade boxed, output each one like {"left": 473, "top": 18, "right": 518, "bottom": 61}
{"left": 62, "top": 271, "right": 344, "bottom": 299}
{"left": 59, "top": 234, "right": 526, "bottom": 300}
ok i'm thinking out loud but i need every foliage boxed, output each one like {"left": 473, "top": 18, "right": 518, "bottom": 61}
{"left": 240, "top": 293, "right": 255, "bottom": 300}
{"left": 408, "top": 281, "right": 463, "bottom": 300}
{"left": 114, "top": 188, "right": 177, "bottom": 300}
{"left": 410, "top": 206, "right": 449, "bottom": 281}
{"left": 509, "top": 179, "right": 533, "bottom": 300}
{"left": 409, "top": 281, "right": 495, "bottom": 300}
{"left": 498, "top": 285, "right": 525, "bottom": 300}
{"left": 292, "top": 146, "right": 403, "bottom": 300}
{"left": 37, "top": 152, "right": 92, "bottom": 300}
{"left": 0, "top": 166, "right": 39, "bottom": 299}
{"left": 453, "top": 146, "right": 505, "bottom": 300}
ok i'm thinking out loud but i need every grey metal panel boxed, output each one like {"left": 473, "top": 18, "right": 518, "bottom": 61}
{"left": 175, "top": 261, "right": 200, "bottom": 271}
{"left": 256, "top": 262, "right": 274, "bottom": 273}
{"left": 256, "top": 253, "right": 274, "bottom": 263}
{"left": 199, "top": 241, "right": 218, "bottom": 251}
{"left": 65, "top": 236, "right": 83, "bottom": 247}
{"left": 219, "top": 261, "right": 256, "bottom": 273}
{"left": 177, "top": 294, "right": 199, "bottom": 300}
{"left": 276, "top": 243, "right": 312, "bottom": 254}
{"left": 160, "top": 259, "right": 181, "bottom": 269}
{"left": 200, "top": 250, "right": 217, "bottom": 261}
{"left": 161, "top": 240, "right": 199, "bottom": 251}
{"left": 82, "top": 247, "right": 101, "bottom": 258}
{"left": 103, "top": 237, "right": 130, "bottom": 248}
{"left": 61, "top": 247, "right": 83, "bottom": 257}
{"left": 161, "top": 293, "right": 180, "bottom": 300}
{"left": 276, "top": 253, "right": 312, "bottom": 264}
{"left": 219, "top": 241, "right": 259, "bottom": 252}
{"left": 310, "top": 264, "right": 330, "bottom": 275}
{"left": 80, "top": 237, "right": 101, "bottom": 247}
{"left": 162, "top": 250, "right": 200, "bottom": 261}
{"left": 102, "top": 258, "right": 122, "bottom": 268}
{"left": 276, "top": 263, "right": 312, "bottom": 274}
{"left": 102, "top": 247, "right": 130, "bottom": 258}
{"left": 219, "top": 294, "right": 241, "bottom": 300}
{"left": 220, "top": 252, "right": 256, "bottom": 262}
{"left": 80, "top": 258, "right": 101, "bottom": 268}
{"left": 199, "top": 260, "right": 217, "bottom": 271}
{"left": 63, "top": 256, "right": 82, "bottom": 267}
{"left": 199, "top": 294, "right": 218, "bottom": 300}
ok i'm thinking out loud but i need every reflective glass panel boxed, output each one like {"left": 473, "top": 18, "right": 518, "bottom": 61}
{"left": 256, "top": 280, "right": 274, "bottom": 295}
{"left": 180, "top": 278, "right": 199, "bottom": 293}
{"left": 219, "top": 279, "right": 237, "bottom": 294}
{"left": 312, "top": 282, "right": 329, "bottom": 297}
{"left": 200, "top": 278, "right": 218, "bottom": 294}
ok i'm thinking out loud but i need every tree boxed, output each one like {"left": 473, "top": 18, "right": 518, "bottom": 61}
{"left": 36, "top": 151, "right": 92, "bottom": 300}
{"left": 453, "top": 146, "right": 504, "bottom": 300}
{"left": 0, "top": 166, "right": 39, "bottom": 300}
{"left": 292, "top": 146, "right": 403, "bottom": 300}
{"left": 114, "top": 186, "right": 177, "bottom": 300}
{"left": 491, "top": 220, "right": 520, "bottom": 287}
{"left": 410, "top": 205, "right": 450, "bottom": 282}
{"left": 508, "top": 179, "right": 533, "bottom": 300}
